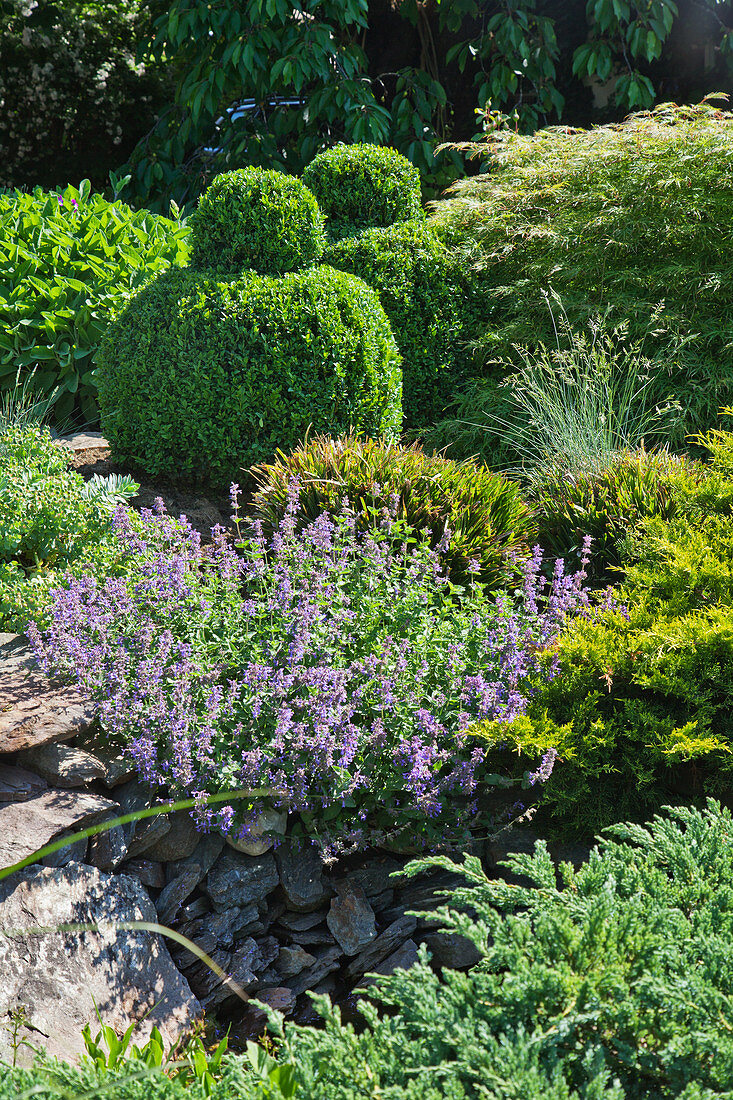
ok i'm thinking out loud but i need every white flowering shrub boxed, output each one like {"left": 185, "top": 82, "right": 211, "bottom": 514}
{"left": 0, "top": 0, "right": 169, "bottom": 191}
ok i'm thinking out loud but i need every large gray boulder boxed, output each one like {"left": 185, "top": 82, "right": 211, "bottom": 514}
{"left": 0, "top": 863, "right": 201, "bottom": 1065}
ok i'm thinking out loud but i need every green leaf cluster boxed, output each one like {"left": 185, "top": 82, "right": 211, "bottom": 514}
{"left": 533, "top": 449, "right": 685, "bottom": 574}
{"left": 302, "top": 144, "right": 422, "bottom": 241}
{"left": 98, "top": 266, "right": 402, "bottom": 484}
{"left": 189, "top": 168, "right": 325, "bottom": 277}
{"left": 430, "top": 100, "right": 733, "bottom": 457}
{"left": 0, "top": 183, "right": 190, "bottom": 425}
{"left": 250, "top": 433, "right": 536, "bottom": 589}
{"left": 323, "top": 219, "right": 483, "bottom": 428}
{"left": 0, "top": 422, "right": 137, "bottom": 630}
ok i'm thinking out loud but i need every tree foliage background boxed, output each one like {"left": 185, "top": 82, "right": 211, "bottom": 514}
{"left": 2, "top": 0, "right": 733, "bottom": 207}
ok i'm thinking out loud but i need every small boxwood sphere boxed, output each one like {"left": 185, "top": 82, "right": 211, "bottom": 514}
{"left": 188, "top": 167, "right": 326, "bottom": 276}
{"left": 302, "top": 144, "right": 422, "bottom": 239}
{"left": 97, "top": 266, "right": 402, "bottom": 483}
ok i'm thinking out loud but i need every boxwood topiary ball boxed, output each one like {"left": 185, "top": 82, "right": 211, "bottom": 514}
{"left": 188, "top": 167, "right": 326, "bottom": 276}
{"left": 97, "top": 265, "right": 402, "bottom": 484}
{"left": 302, "top": 144, "right": 422, "bottom": 239}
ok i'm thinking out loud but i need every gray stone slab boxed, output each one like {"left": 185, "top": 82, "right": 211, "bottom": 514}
{"left": 0, "top": 788, "right": 118, "bottom": 869}
{"left": 0, "top": 863, "right": 200, "bottom": 1066}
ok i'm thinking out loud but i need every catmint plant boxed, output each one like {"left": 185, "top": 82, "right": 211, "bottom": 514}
{"left": 29, "top": 484, "right": 593, "bottom": 850}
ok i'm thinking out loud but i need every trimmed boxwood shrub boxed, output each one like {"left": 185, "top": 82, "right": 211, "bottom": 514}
{"left": 188, "top": 167, "right": 325, "bottom": 277}
{"left": 250, "top": 433, "right": 535, "bottom": 589}
{"left": 97, "top": 266, "right": 402, "bottom": 483}
{"left": 324, "top": 220, "right": 482, "bottom": 427}
{"left": 302, "top": 143, "right": 422, "bottom": 239}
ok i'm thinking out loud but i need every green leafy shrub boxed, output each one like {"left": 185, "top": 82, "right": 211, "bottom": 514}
{"left": 98, "top": 266, "right": 402, "bottom": 483}
{"left": 0, "top": 0, "right": 169, "bottom": 193}
{"left": 431, "top": 101, "right": 733, "bottom": 456}
{"left": 188, "top": 168, "right": 325, "bottom": 277}
{"left": 0, "top": 183, "right": 190, "bottom": 424}
{"left": 323, "top": 221, "right": 482, "bottom": 428}
{"left": 250, "top": 434, "right": 535, "bottom": 588}
{"left": 302, "top": 144, "right": 422, "bottom": 240}
{"left": 0, "top": 1058, "right": 263, "bottom": 1100}
{"left": 0, "top": 422, "right": 137, "bottom": 630}
{"left": 254, "top": 801, "right": 733, "bottom": 1099}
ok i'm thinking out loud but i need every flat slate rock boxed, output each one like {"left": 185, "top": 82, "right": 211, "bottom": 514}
{"left": 0, "top": 863, "right": 200, "bottom": 1066}
{"left": 326, "top": 885, "right": 377, "bottom": 956}
{"left": 0, "top": 788, "right": 118, "bottom": 869}
{"left": 275, "top": 842, "right": 330, "bottom": 913}
{"left": 205, "top": 850, "right": 279, "bottom": 911}
{"left": 0, "top": 762, "right": 48, "bottom": 802}
{"left": 16, "top": 742, "right": 107, "bottom": 788}
{"left": 0, "top": 635, "right": 97, "bottom": 755}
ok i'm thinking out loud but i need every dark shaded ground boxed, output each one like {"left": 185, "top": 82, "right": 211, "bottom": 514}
{"left": 68, "top": 446, "right": 234, "bottom": 539}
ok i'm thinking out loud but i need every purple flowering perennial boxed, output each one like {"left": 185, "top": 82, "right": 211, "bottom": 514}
{"left": 28, "top": 485, "right": 593, "bottom": 849}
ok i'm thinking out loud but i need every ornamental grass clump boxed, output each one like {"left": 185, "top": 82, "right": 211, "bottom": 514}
{"left": 29, "top": 485, "right": 592, "bottom": 851}
{"left": 250, "top": 434, "right": 535, "bottom": 589}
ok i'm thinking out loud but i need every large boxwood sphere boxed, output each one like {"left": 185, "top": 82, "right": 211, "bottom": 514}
{"left": 97, "top": 266, "right": 402, "bottom": 483}
{"left": 302, "top": 144, "right": 422, "bottom": 239}
{"left": 188, "top": 167, "right": 325, "bottom": 276}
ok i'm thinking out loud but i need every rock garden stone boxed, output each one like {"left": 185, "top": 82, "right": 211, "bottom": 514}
{"left": 422, "top": 931, "right": 482, "bottom": 970}
{"left": 156, "top": 866, "right": 202, "bottom": 926}
{"left": 225, "top": 806, "right": 288, "bottom": 857}
{"left": 40, "top": 832, "right": 88, "bottom": 868}
{"left": 16, "top": 742, "right": 107, "bottom": 788}
{"left": 74, "top": 737, "right": 135, "bottom": 787}
{"left": 289, "top": 925, "right": 339, "bottom": 947}
{"left": 205, "top": 850, "right": 278, "bottom": 911}
{"left": 345, "top": 913, "right": 418, "bottom": 979}
{"left": 276, "top": 944, "right": 316, "bottom": 978}
{"left": 208, "top": 904, "right": 260, "bottom": 945}
{"left": 275, "top": 841, "right": 330, "bottom": 912}
{"left": 357, "top": 939, "right": 420, "bottom": 988}
{"left": 275, "top": 908, "right": 328, "bottom": 933}
{"left": 144, "top": 810, "right": 201, "bottom": 862}
{"left": 0, "top": 788, "right": 117, "bottom": 868}
{"left": 0, "top": 863, "right": 200, "bottom": 1066}
{"left": 0, "top": 762, "right": 47, "bottom": 802}
{"left": 180, "top": 896, "right": 212, "bottom": 921}
{"left": 115, "top": 779, "right": 171, "bottom": 858}
{"left": 123, "top": 859, "right": 167, "bottom": 889}
{"left": 0, "top": 635, "right": 97, "bottom": 755}
{"left": 88, "top": 823, "right": 128, "bottom": 871}
{"left": 56, "top": 431, "right": 109, "bottom": 454}
{"left": 230, "top": 987, "right": 295, "bottom": 1038}
{"left": 167, "top": 833, "right": 224, "bottom": 886}
{"left": 287, "top": 944, "right": 342, "bottom": 997}
{"left": 338, "top": 857, "right": 402, "bottom": 899}
{"left": 326, "top": 885, "right": 377, "bottom": 955}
